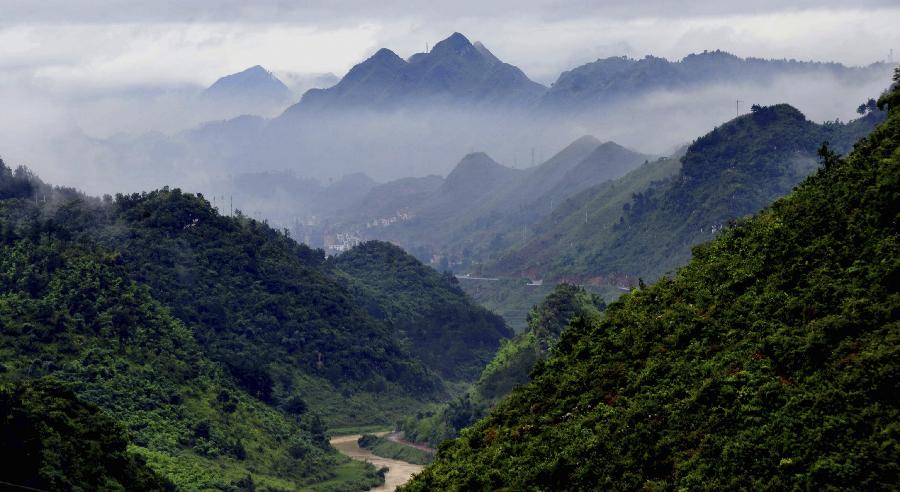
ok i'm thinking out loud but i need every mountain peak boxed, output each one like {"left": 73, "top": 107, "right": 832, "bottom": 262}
{"left": 372, "top": 47, "right": 403, "bottom": 61}
{"left": 443, "top": 152, "right": 517, "bottom": 196}
{"left": 430, "top": 32, "right": 477, "bottom": 57}
{"left": 202, "top": 65, "right": 292, "bottom": 107}
{"left": 282, "top": 32, "right": 544, "bottom": 113}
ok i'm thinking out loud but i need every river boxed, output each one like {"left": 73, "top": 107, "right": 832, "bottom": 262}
{"left": 329, "top": 433, "right": 425, "bottom": 491}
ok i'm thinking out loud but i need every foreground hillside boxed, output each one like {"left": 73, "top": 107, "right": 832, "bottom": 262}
{"left": 0, "top": 182, "right": 382, "bottom": 489}
{"left": 0, "top": 160, "right": 508, "bottom": 488}
{"left": 403, "top": 74, "right": 899, "bottom": 490}
{"left": 0, "top": 380, "right": 171, "bottom": 491}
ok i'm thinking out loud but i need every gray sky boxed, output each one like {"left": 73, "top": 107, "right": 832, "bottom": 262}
{"left": 1, "top": 0, "right": 898, "bottom": 90}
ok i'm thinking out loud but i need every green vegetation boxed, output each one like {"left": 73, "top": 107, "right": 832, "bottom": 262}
{"left": 402, "top": 73, "right": 900, "bottom": 490}
{"left": 357, "top": 434, "right": 434, "bottom": 465}
{"left": 0, "top": 379, "right": 171, "bottom": 491}
{"left": 101, "top": 190, "right": 441, "bottom": 417}
{"left": 489, "top": 153, "right": 682, "bottom": 280}
{"left": 0, "top": 147, "right": 527, "bottom": 487}
{"left": 475, "top": 284, "right": 605, "bottom": 402}
{"left": 491, "top": 101, "right": 886, "bottom": 282}
{"left": 398, "top": 284, "right": 605, "bottom": 447}
{"left": 0, "top": 154, "right": 512, "bottom": 488}
{"left": 0, "top": 181, "right": 384, "bottom": 489}
{"left": 331, "top": 241, "right": 512, "bottom": 381}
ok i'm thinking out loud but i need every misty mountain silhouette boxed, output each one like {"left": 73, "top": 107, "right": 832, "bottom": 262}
{"left": 202, "top": 65, "right": 293, "bottom": 107}
{"left": 285, "top": 32, "right": 545, "bottom": 113}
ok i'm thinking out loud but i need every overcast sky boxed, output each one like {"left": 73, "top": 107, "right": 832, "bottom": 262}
{"left": 1, "top": 0, "right": 898, "bottom": 91}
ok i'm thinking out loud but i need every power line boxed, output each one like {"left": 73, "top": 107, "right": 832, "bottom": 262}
{"left": 0, "top": 479, "right": 49, "bottom": 492}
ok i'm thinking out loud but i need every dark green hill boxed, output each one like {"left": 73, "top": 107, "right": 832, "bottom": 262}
{"left": 403, "top": 73, "right": 900, "bottom": 491}
{"left": 491, "top": 102, "right": 886, "bottom": 282}
{"left": 98, "top": 189, "right": 442, "bottom": 417}
{"left": 0, "top": 184, "right": 383, "bottom": 489}
{"left": 0, "top": 379, "right": 171, "bottom": 491}
{"left": 331, "top": 241, "right": 512, "bottom": 381}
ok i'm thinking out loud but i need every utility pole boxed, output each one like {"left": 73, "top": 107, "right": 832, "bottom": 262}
{"left": 736, "top": 99, "right": 743, "bottom": 117}
{"left": 230, "top": 195, "right": 233, "bottom": 217}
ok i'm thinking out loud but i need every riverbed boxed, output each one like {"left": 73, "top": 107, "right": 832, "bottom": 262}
{"left": 329, "top": 433, "right": 425, "bottom": 491}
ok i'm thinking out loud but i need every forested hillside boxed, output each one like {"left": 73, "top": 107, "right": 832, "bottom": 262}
{"left": 403, "top": 72, "right": 900, "bottom": 491}
{"left": 397, "top": 284, "right": 605, "bottom": 447}
{"left": 0, "top": 179, "right": 384, "bottom": 489}
{"left": 332, "top": 241, "right": 511, "bottom": 381}
{"left": 94, "top": 189, "right": 443, "bottom": 425}
{"left": 491, "top": 101, "right": 886, "bottom": 281}
{"left": 0, "top": 157, "right": 512, "bottom": 488}
{"left": 0, "top": 379, "right": 171, "bottom": 491}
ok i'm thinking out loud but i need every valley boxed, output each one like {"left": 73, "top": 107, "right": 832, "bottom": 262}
{"left": 0, "top": 9, "right": 897, "bottom": 491}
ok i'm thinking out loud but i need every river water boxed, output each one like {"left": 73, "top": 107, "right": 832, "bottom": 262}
{"left": 329, "top": 433, "right": 425, "bottom": 491}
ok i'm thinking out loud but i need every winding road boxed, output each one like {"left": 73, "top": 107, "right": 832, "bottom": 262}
{"left": 329, "top": 433, "right": 424, "bottom": 491}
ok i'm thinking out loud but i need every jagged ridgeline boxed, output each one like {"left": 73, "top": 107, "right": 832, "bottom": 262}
{"left": 402, "top": 74, "right": 900, "bottom": 490}
{"left": 0, "top": 161, "right": 507, "bottom": 488}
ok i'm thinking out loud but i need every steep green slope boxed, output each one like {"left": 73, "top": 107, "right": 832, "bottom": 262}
{"left": 490, "top": 153, "right": 683, "bottom": 279}
{"left": 397, "top": 284, "right": 604, "bottom": 447}
{"left": 403, "top": 75, "right": 900, "bottom": 490}
{"left": 492, "top": 103, "right": 885, "bottom": 282}
{"left": 473, "top": 285, "right": 605, "bottom": 401}
{"left": 0, "top": 379, "right": 171, "bottom": 491}
{"left": 331, "top": 241, "right": 512, "bottom": 381}
{"left": 0, "top": 189, "right": 382, "bottom": 490}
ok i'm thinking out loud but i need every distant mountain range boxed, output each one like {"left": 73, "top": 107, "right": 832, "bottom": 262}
{"left": 328, "top": 135, "right": 651, "bottom": 268}
{"left": 539, "top": 50, "right": 889, "bottom": 110}
{"left": 285, "top": 32, "right": 546, "bottom": 114}
{"left": 487, "top": 103, "right": 887, "bottom": 282}
{"left": 280, "top": 36, "right": 891, "bottom": 115}
{"left": 56, "top": 32, "right": 896, "bottom": 223}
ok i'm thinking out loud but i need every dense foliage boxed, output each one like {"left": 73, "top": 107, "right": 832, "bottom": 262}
{"left": 0, "top": 186, "right": 384, "bottom": 489}
{"left": 98, "top": 190, "right": 442, "bottom": 418}
{"left": 332, "top": 241, "right": 512, "bottom": 381}
{"left": 1, "top": 157, "right": 529, "bottom": 487}
{"left": 357, "top": 434, "right": 434, "bottom": 465}
{"left": 0, "top": 379, "right": 171, "bottom": 491}
{"left": 398, "top": 284, "right": 604, "bottom": 447}
{"left": 403, "top": 74, "right": 900, "bottom": 490}
{"left": 475, "top": 284, "right": 605, "bottom": 402}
